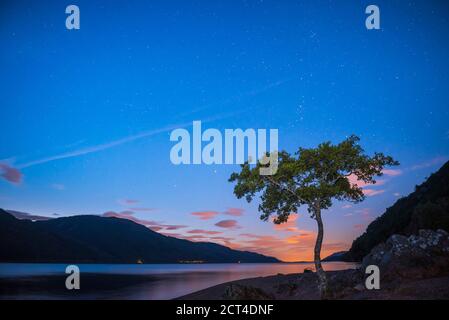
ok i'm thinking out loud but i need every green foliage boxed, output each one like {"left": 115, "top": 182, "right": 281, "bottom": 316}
{"left": 229, "top": 135, "right": 399, "bottom": 223}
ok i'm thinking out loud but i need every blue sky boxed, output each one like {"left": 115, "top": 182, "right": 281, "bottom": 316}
{"left": 1, "top": 0, "right": 449, "bottom": 261}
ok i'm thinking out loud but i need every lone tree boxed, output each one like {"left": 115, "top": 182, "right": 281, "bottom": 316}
{"left": 228, "top": 135, "right": 399, "bottom": 298}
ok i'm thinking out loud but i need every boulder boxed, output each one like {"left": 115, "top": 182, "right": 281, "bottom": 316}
{"left": 222, "top": 284, "right": 275, "bottom": 300}
{"left": 361, "top": 229, "right": 449, "bottom": 280}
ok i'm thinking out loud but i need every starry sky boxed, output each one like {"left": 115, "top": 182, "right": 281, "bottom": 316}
{"left": 1, "top": 0, "right": 449, "bottom": 261}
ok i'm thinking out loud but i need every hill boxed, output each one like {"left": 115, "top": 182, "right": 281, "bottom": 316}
{"left": 0, "top": 209, "right": 279, "bottom": 263}
{"left": 322, "top": 251, "right": 348, "bottom": 262}
{"left": 346, "top": 161, "right": 449, "bottom": 261}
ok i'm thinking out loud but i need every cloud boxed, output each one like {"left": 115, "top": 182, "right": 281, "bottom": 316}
{"left": 15, "top": 123, "right": 194, "bottom": 169}
{"left": 6, "top": 210, "right": 51, "bottom": 221}
{"left": 102, "top": 211, "right": 185, "bottom": 231}
{"left": 163, "top": 224, "right": 187, "bottom": 230}
{"left": 355, "top": 208, "right": 373, "bottom": 220}
{"left": 353, "top": 224, "right": 365, "bottom": 230}
{"left": 223, "top": 208, "right": 244, "bottom": 217}
{"left": 12, "top": 114, "right": 241, "bottom": 170}
{"left": 346, "top": 174, "right": 372, "bottom": 188}
{"left": 343, "top": 213, "right": 353, "bottom": 217}
{"left": 363, "top": 189, "right": 385, "bottom": 197}
{"left": 239, "top": 233, "right": 262, "bottom": 238}
{"left": 187, "top": 229, "right": 222, "bottom": 235}
{"left": 234, "top": 231, "right": 329, "bottom": 262}
{"left": 51, "top": 183, "right": 65, "bottom": 190}
{"left": 118, "top": 199, "right": 139, "bottom": 205}
{"left": 347, "top": 173, "right": 385, "bottom": 187}
{"left": 182, "top": 235, "right": 208, "bottom": 240}
{"left": 215, "top": 219, "right": 240, "bottom": 229}
{"left": 210, "top": 236, "right": 234, "bottom": 241}
{"left": 284, "top": 233, "right": 314, "bottom": 244}
{"left": 411, "top": 156, "right": 448, "bottom": 171}
{"left": 383, "top": 169, "right": 402, "bottom": 176}
{"left": 0, "top": 163, "right": 22, "bottom": 184}
{"left": 191, "top": 211, "right": 219, "bottom": 220}
{"left": 129, "top": 207, "right": 155, "bottom": 212}
{"left": 119, "top": 210, "right": 134, "bottom": 215}
{"left": 322, "top": 242, "right": 350, "bottom": 252}
{"left": 393, "top": 192, "right": 401, "bottom": 197}
{"left": 342, "top": 205, "right": 352, "bottom": 209}
{"left": 158, "top": 231, "right": 241, "bottom": 252}
{"left": 191, "top": 208, "right": 244, "bottom": 220}
{"left": 272, "top": 214, "right": 300, "bottom": 232}
{"left": 102, "top": 211, "right": 155, "bottom": 226}
{"left": 346, "top": 174, "right": 388, "bottom": 197}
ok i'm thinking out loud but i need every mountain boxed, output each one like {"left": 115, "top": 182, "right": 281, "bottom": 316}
{"left": 5, "top": 209, "right": 51, "bottom": 221}
{"left": 0, "top": 209, "right": 279, "bottom": 263}
{"left": 322, "top": 251, "right": 348, "bottom": 262}
{"left": 346, "top": 160, "right": 449, "bottom": 261}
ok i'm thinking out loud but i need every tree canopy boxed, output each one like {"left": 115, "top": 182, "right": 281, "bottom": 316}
{"left": 229, "top": 135, "right": 399, "bottom": 222}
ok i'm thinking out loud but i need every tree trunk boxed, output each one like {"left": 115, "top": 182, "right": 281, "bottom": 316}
{"left": 313, "top": 205, "right": 328, "bottom": 299}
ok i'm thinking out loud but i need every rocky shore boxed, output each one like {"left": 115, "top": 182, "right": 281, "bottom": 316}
{"left": 179, "top": 229, "right": 449, "bottom": 300}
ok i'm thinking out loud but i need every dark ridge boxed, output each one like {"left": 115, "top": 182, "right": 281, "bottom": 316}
{"left": 346, "top": 161, "right": 449, "bottom": 261}
{"left": 0, "top": 209, "right": 279, "bottom": 263}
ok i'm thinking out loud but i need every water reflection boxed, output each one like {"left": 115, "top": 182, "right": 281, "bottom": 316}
{"left": 0, "top": 262, "right": 357, "bottom": 299}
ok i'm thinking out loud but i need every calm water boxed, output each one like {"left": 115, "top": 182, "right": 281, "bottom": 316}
{"left": 0, "top": 262, "right": 357, "bottom": 299}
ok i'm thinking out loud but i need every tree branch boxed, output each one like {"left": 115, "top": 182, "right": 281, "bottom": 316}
{"left": 263, "top": 175, "right": 300, "bottom": 201}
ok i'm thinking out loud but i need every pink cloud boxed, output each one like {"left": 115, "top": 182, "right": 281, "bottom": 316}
{"left": 347, "top": 174, "right": 371, "bottom": 188}
{"left": 239, "top": 233, "right": 262, "bottom": 238}
{"left": 215, "top": 219, "right": 240, "bottom": 229}
{"left": 363, "top": 189, "right": 385, "bottom": 197}
{"left": 119, "top": 210, "right": 134, "bottom": 215}
{"left": 347, "top": 174, "right": 385, "bottom": 190}
{"left": 187, "top": 229, "right": 222, "bottom": 235}
{"left": 347, "top": 174, "right": 385, "bottom": 197}
{"left": 0, "top": 163, "right": 22, "bottom": 184}
{"left": 353, "top": 224, "right": 365, "bottom": 230}
{"left": 163, "top": 224, "right": 187, "bottom": 230}
{"left": 342, "top": 204, "right": 352, "bottom": 209}
{"left": 322, "top": 242, "right": 350, "bottom": 251}
{"left": 163, "top": 233, "right": 208, "bottom": 242}
{"left": 234, "top": 233, "right": 317, "bottom": 261}
{"left": 102, "top": 211, "right": 185, "bottom": 231}
{"left": 383, "top": 169, "right": 402, "bottom": 176}
{"left": 191, "top": 211, "right": 219, "bottom": 220}
{"left": 102, "top": 211, "right": 155, "bottom": 226}
{"left": 273, "top": 214, "right": 300, "bottom": 232}
{"left": 223, "top": 208, "right": 244, "bottom": 216}
{"left": 210, "top": 236, "right": 234, "bottom": 241}
{"left": 356, "top": 208, "right": 372, "bottom": 220}
{"left": 118, "top": 199, "right": 140, "bottom": 205}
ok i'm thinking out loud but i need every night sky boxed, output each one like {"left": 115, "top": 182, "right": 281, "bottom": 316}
{"left": 1, "top": 0, "right": 449, "bottom": 261}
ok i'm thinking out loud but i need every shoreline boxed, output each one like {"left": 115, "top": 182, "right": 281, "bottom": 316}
{"left": 1, "top": 267, "right": 449, "bottom": 300}
{"left": 178, "top": 268, "right": 449, "bottom": 300}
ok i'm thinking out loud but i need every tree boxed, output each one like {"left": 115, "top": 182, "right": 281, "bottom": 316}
{"left": 228, "top": 135, "right": 399, "bottom": 298}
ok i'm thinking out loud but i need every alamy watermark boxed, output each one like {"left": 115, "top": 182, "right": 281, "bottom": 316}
{"left": 169, "top": 121, "right": 279, "bottom": 175}
{"left": 64, "top": 4, "right": 379, "bottom": 31}
{"left": 365, "top": 265, "right": 380, "bottom": 290}
{"left": 65, "top": 5, "right": 80, "bottom": 30}
{"left": 65, "top": 265, "right": 80, "bottom": 290}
